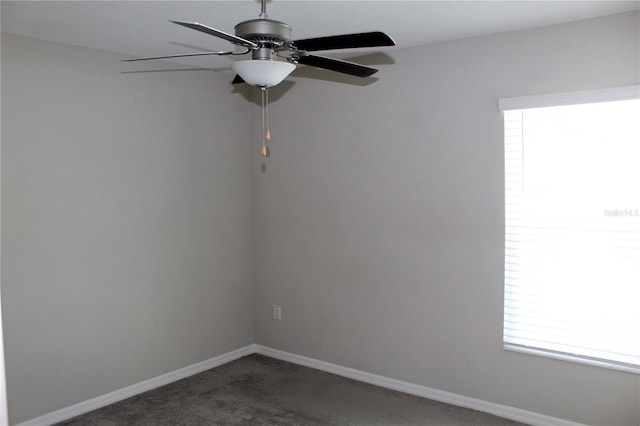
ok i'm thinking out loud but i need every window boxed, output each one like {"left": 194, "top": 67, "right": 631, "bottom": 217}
{"left": 500, "top": 86, "right": 640, "bottom": 374}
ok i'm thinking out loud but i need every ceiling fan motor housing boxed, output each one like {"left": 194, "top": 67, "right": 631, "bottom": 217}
{"left": 235, "top": 19, "right": 292, "bottom": 59}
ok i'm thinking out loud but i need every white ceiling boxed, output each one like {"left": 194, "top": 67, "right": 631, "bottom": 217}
{"left": 2, "top": 0, "right": 639, "bottom": 69}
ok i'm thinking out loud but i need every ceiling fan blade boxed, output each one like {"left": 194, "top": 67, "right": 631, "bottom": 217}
{"left": 170, "top": 20, "right": 258, "bottom": 49}
{"left": 122, "top": 50, "right": 240, "bottom": 62}
{"left": 232, "top": 75, "right": 245, "bottom": 84}
{"left": 296, "top": 55, "right": 378, "bottom": 78}
{"left": 293, "top": 31, "right": 395, "bottom": 52}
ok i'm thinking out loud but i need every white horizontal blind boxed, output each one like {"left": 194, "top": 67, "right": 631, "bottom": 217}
{"left": 502, "top": 87, "right": 640, "bottom": 373}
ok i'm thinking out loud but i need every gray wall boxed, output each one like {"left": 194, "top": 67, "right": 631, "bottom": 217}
{"left": 1, "top": 34, "right": 254, "bottom": 424}
{"left": 252, "top": 11, "right": 640, "bottom": 426}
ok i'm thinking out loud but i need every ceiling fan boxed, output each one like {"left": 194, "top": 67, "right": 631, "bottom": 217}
{"left": 123, "top": 0, "right": 395, "bottom": 156}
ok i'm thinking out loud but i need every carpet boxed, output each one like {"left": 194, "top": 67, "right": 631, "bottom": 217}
{"left": 55, "top": 354, "right": 527, "bottom": 425}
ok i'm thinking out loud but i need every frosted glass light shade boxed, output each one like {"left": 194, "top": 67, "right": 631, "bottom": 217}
{"left": 231, "top": 60, "right": 296, "bottom": 87}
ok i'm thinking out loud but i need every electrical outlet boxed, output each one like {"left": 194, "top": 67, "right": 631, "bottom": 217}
{"left": 273, "top": 305, "right": 281, "bottom": 320}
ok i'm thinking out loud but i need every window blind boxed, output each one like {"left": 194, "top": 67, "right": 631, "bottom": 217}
{"left": 501, "top": 86, "right": 640, "bottom": 373}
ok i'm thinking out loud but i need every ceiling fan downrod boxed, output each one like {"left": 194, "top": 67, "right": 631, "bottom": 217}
{"left": 259, "top": 0, "right": 268, "bottom": 19}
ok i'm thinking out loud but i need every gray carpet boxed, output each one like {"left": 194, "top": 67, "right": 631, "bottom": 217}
{"left": 56, "top": 354, "right": 527, "bottom": 425}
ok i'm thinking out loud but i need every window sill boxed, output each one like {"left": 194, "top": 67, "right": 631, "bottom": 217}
{"left": 503, "top": 344, "right": 640, "bottom": 375}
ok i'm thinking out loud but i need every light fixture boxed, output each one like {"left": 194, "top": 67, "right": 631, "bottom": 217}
{"left": 231, "top": 59, "right": 296, "bottom": 157}
{"left": 231, "top": 59, "right": 295, "bottom": 88}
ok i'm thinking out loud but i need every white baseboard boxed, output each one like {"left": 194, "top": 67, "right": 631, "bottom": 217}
{"left": 254, "top": 345, "right": 585, "bottom": 426}
{"left": 15, "top": 345, "right": 255, "bottom": 426}
{"left": 17, "top": 343, "right": 583, "bottom": 426}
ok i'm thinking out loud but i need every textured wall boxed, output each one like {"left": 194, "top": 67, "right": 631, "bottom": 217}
{"left": 1, "top": 34, "right": 254, "bottom": 424}
{"left": 252, "top": 12, "right": 640, "bottom": 426}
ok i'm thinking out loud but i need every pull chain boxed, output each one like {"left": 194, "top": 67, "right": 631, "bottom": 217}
{"left": 261, "top": 86, "right": 270, "bottom": 157}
